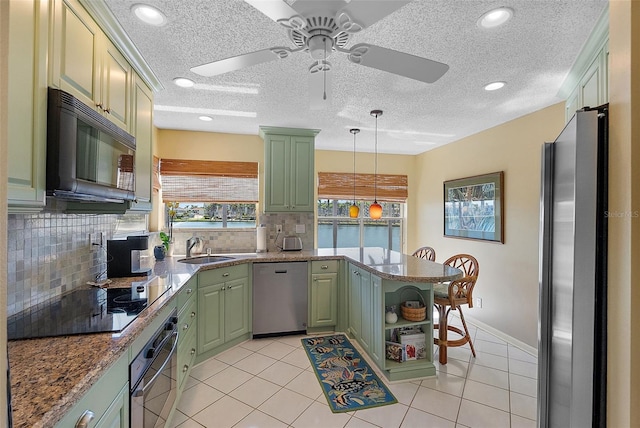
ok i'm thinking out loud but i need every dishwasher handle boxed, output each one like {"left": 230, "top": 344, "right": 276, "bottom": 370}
{"left": 275, "top": 270, "right": 288, "bottom": 274}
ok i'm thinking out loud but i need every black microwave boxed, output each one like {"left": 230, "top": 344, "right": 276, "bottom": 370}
{"left": 46, "top": 88, "right": 136, "bottom": 203}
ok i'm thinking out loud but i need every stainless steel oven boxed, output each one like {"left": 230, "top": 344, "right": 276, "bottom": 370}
{"left": 130, "top": 309, "right": 178, "bottom": 428}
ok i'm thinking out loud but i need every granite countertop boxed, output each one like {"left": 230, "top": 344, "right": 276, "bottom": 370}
{"left": 8, "top": 248, "right": 461, "bottom": 427}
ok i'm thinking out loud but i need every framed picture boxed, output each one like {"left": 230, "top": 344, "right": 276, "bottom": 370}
{"left": 444, "top": 171, "right": 504, "bottom": 243}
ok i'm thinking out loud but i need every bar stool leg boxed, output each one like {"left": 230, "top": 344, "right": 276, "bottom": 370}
{"left": 438, "top": 305, "right": 449, "bottom": 364}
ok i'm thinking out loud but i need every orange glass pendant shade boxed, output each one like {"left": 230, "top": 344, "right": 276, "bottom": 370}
{"left": 349, "top": 204, "right": 360, "bottom": 218}
{"left": 370, "top": 201, "right": 383, "bottom": 219}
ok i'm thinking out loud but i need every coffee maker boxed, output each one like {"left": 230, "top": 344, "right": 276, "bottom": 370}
{"left": 107, "top": 235, "right": 152, "bottom": 278}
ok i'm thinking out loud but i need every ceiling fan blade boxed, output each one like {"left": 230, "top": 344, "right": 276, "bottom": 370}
{"left": 244, "top": 0, "right": 300, "bottom": 23}
{"left": 337, "top": 0, "right": 411, "bottom": 31}
{"left": 191, "top": 48, "right": 291, "bottom": 77}
{"left": 309, "top": 65, "right": 332, "bottom": 110}
{"left": 347, "top": 43, "right": 449, "bottom": 84}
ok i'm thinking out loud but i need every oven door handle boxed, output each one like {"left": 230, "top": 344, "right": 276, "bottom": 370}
{"left": 132, "top": 330, "right": 178, "bottom": 398}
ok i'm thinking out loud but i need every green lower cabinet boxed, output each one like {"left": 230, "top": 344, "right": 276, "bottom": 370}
{"left": 359, "top": 269, "right": 373, "bottom": 354}
{"left": 95, "top": 383, "right": 129, "bottom": 428}
{"left": 309, "top": 272, "right": 338, "bottom": 328}
{"left": 370, "top": 275, "right": 383, "bottom": 368}
{"left": 348, "top": 265, "right": 362, "bottom": 339}
{"left": 198, "top": 272, "right": 250, "bottom": 355}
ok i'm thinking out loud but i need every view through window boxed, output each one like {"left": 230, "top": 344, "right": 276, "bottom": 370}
{"left": 317, "top": 200, "right": 403, "bottom": 250}
{"left": 168, "top": 202, "right": 256, "bottom": 229}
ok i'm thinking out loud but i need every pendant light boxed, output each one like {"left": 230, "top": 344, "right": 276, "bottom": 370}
{"left": 370, "top": 109, "right": 383, "bottom": 219}
{"left": 349, "top": 128, "right": 360, "bottom": 218}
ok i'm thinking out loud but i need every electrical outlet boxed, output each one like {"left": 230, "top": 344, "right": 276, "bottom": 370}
{"left": 276, "top": 224, "right": 283, "bottom": 234}
{"left": 89, "top": 232, "right": 105, "bottom": 250}
{"left": 474, "top": 297, "right": 483, "bottom": 308}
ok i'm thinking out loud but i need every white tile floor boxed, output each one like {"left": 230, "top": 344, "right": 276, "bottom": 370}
{"left": 169, "top": 315, "right": 538, "bottom": 428}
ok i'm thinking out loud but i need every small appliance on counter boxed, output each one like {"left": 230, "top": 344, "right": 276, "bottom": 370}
{"left": 282, "top": 236, "right": 303, "bottom": 251}
{"left": 107, "top": 235, "right": 152, "bottom": 278}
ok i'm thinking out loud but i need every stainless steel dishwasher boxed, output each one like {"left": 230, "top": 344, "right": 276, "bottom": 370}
{"left": 252, "top": 262, "right": 308, "bottom": 338}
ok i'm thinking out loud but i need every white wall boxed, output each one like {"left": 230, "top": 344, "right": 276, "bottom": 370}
{"left": 412, "top": 103, "right": 566, "bottom": 348}
{"left": 1, "top": 0, "right": 9, "bottom": 423}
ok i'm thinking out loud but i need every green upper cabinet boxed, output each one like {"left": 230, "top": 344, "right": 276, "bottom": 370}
{"left": 129, "top": 75, "right": 154, "bottom": 211}
{"left": 260, "top": 126, "right": 320, "bottom": 212}
{"left": 50, "top": 0, "right": 131, "bottom": 132}
{"left": 7, "top": 0, "right": 48, "bottom": 212}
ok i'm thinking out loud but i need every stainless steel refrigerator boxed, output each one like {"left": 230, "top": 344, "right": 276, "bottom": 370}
{"left": 538, "top": 105, "right": 608, "bottom": 428}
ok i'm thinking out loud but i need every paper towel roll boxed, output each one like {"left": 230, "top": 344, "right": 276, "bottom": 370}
{"left": 256, "top": 225, "right": 267, "bottom": 252}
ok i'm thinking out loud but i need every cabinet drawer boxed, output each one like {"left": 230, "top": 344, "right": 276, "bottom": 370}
{"left": 311, "top": 260, "right": 339, "bottom": 274}
{"left": 199, "top": 264, "right": 248, "bottom": 285}
{"left": 177, "top": 277, "right": 197, "bottom": 310}
{"left": 178, "top": 296, "right": 197, "bottom": 338}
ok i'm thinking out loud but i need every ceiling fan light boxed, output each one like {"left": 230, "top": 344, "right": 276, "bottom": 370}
{"left": 484, "top": 81, "right": 506, "bottom": 91}
{"left": 478, "top": 7, "right": 513, "bottom": 29}
{"left": 370, "top": 202, "right": 383, "bottom": 219}
{"left": 173, "top": 77, "right": 195, "bottom": 88}
{"left": 132, "top": 4, "right": 167, "bottom": 26}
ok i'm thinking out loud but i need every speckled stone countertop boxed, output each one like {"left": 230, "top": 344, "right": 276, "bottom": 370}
{"left": 8, "top": 248, "right": 461, "bottom": 427}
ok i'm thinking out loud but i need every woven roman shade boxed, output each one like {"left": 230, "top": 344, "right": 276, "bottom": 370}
{"left": 318, "top": 172, "right": 408, "bottom": 202}
{"left": 160, "top": 159, "right": 259, "bottom": 203}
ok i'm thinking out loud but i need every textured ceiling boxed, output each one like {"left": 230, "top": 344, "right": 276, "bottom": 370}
{"left": 104, "top": 0, "right": 607, "bottom": 155}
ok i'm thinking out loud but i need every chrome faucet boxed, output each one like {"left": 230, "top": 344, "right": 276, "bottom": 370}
{"left": 186, "top": 236, "right": 201, "bottom": 257}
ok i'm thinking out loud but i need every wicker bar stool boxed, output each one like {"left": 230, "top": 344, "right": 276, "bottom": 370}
{"left": 411, "top": 246, "right": 436, "bottom": 261}
{"left": 433, "top": 254, "right": 479, "bottom": 364}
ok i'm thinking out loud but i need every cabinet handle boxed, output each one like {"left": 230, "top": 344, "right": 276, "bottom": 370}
{"left": 185, "top": 288, "right": 193, "bottom": 294}
{"left": 321, "top": 265, "right": 328, "bottom": 269}
{"left": 183, "top": 324, "right": 189, "bottom": 331}
{"left": 191, "top": 311, "right": 196, "bottom": 318}
{"left": 223, "top": 272, "right": 230, "bottom": 277}
{"left": 190, "top": 348, "right": 196, "bottom": 355}
{"left": 95, "top": 103, "right": 103, "bottom": 110}
{"left": 222, "top": 286, "right": 226, "bottom": 290}
{"left": 104, "top": 107, "right": 111, "bottom": 114}
{"left": 75, "top": 410, "right": 95, "bottom": 428}
{"left": 183, "top": 365, "right": 189, "bottom": 373}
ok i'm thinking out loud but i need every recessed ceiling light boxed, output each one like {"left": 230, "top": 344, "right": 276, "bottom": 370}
{"left": 173, "top": 77, "right": 195, "bottom": 88}
{"left": 484, "top": 81, "right": 506, "bottom": 91}
{"left": 131, "top": 4, "right": 167, "bottom": 26}
{"left": 198, "top": 116, "right": 213, "bottom": 122}
{"left": 478, "top": 7, "right": 513, "bottom": 29}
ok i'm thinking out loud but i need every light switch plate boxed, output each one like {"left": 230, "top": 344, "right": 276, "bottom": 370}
{"left": 295, "top": 224, "right": 305, "bottom": 234}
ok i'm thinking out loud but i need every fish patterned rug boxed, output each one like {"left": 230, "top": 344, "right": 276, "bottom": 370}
{"left": 301, "top": 333, "right": 397, "bottom": 413}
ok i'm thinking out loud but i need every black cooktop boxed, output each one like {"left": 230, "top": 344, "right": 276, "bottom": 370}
{"left": 7, "top": 282, "right": 171, "bottom": 340}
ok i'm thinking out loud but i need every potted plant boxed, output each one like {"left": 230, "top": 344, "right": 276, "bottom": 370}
{"left": 154, "top": 231, "right": 171, "bottom": 261}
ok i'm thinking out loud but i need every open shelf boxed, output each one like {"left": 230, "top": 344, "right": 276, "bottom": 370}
{"left": 385, "top": 318, "right": 431, "bottom": 331}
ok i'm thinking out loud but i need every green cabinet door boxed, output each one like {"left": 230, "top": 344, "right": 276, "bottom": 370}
{"left": 289, "top": 136, "right": 315, "bottom": 211}
{"left": 359, "top": 268, "right": 372, "bottom": 353}
{"left": 198, "top": 283, "right": 225, "bottom": 354}
{"left": 95, "top": 383, "right": 129, "bottom": 428}
{"left": 223, "top": 277, "right": 250, "bottom": 342}
{"left": 129, "top": 75, "right": 154, "bottom": 211}
{"left": 348, "top": 264, "right": 362, "bottom": 340}
{"left": 264, "top": 134, "right": 290, "bottom": 211}
{"left": 370, "top": 274, "right": 383, "bottom": 368}
{"left": 7, "top": 0, "right": 48, "bottom": 211}
{"left": 310, "top": 272, "right": 338, "bottom": 327}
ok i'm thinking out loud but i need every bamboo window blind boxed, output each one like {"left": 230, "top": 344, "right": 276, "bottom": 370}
{"left": 160, "top": 159, "right": 259, "bottom": 203}
{"left": 317, "top": 172, "right": 408, "bottom": 202}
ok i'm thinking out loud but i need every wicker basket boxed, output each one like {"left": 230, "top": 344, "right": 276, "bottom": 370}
{"left": 400, "top": 287, "right": 426, "bottom": 322}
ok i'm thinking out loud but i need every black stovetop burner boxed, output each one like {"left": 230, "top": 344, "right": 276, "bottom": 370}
{"left": 7, "top": 281, "right": 171, "bottom": 340}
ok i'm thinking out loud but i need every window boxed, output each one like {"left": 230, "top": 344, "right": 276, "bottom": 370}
{"left": 160, "top": 159, "right": 258, "bottom": 229}
{"left": 317, "top": 172, "right": 407, "bottom": 251}
{"left": 317, "top": 200, "right": 403, "bottom": 250}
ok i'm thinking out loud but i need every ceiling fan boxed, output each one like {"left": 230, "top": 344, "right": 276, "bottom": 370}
{"left": 190, "top": 0, "right": 449, "bottom": 107}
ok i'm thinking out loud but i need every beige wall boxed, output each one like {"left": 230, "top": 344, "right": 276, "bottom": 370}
{"left": 607, "top": 1, "right": 639, "bottom": 426}
{"left": 413, "top": 103, "right": 566, "bottom": 348}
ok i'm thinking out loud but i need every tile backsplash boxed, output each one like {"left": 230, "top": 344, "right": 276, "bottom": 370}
{"left": 7, "top": 209, "right": 314, "bottom": 317}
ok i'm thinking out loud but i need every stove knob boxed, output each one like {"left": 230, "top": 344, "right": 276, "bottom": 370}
{"left": 145, "top": 347, "right": 156, "bottom": 359}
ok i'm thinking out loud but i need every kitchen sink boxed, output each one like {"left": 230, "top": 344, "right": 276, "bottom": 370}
{"left": 177, "top": 255, "right": 235, "bottom": 264}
